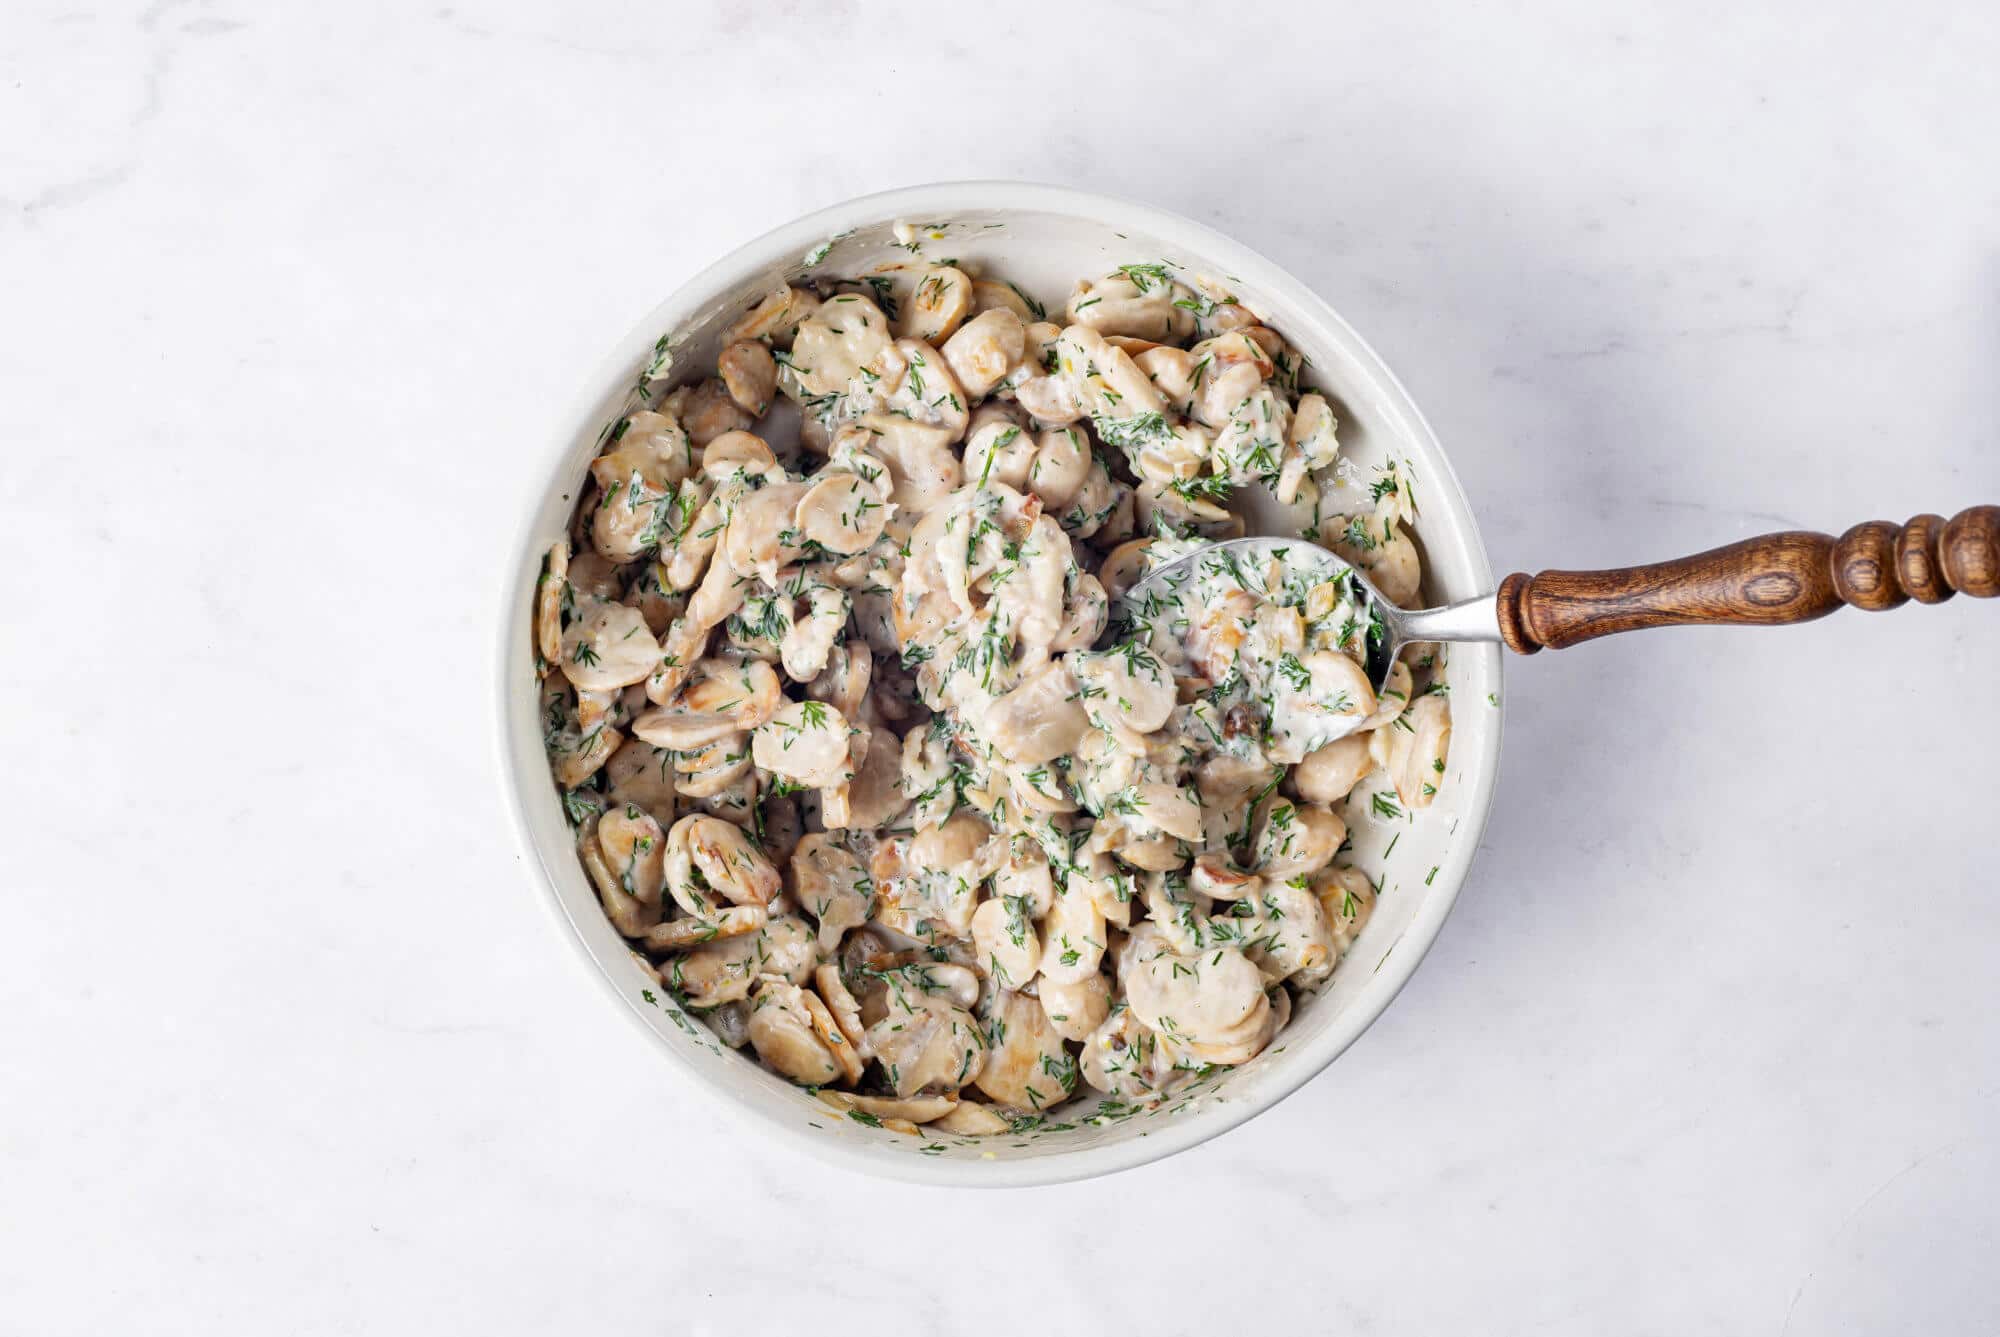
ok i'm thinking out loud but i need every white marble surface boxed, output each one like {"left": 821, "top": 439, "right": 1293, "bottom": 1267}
{"left": 5, "top": 1, "right": 1997, "bottom": 1332}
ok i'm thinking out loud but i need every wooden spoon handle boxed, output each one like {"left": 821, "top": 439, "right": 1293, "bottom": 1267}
{"left": 1496, "top": 505, "right": 2000, "bottom": 654}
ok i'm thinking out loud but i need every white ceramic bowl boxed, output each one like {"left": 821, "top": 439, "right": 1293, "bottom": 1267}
{"left": 496, "top": 182, "right": 1504, "bottom": 1186}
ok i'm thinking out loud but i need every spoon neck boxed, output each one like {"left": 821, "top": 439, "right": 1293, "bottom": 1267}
{"left": 1392, "top": 592, "right": 1504, "bottom": 645}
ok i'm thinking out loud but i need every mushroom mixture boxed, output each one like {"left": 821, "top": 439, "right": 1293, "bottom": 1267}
{"left": 536, "top": 252, "right": 1452, "bottom": 1135}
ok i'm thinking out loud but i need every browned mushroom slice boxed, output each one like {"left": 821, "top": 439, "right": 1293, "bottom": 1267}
{"left": 631, "top": 658, "right": 782, "bottom": 750}
{"left": 864, "top": 990, "right": 987, "bottom": 1098}
{"left": 793, "top": 471, "right": 889, "bottom": 556}
{"left": 1037, "top": 971, "right": 1112, "bottom": 1043}
{"left": 1385, "top": 692, "right": 1451, "bottom": 810}
{"left": 560, "top": 598, "right": 661, "bottom": 694}
{"left": 898, "top": 264, "right": 973, "bottom": 343}
{"left": 640, "top": 904, "right": 767, "bottom": 952}
{"left": 812, "top": 963, "right": 870, "bottom": 1057}
{"left": 1292, "top": 734, "right": 1374, "bottom": 806}
{"left": 726, "top": 285, "right": 820, "bottom": 348}
{"left": 578, "top": 807, "right": 666, "bottom": 937}
{"left": 681, "top": 377, "right": 754, "bottom": 446}
{"left": 798, "top": 985, "right": 864, "bottom": 1085}
{"left": 1065, "top": 270, "right": 1196, "bottom": 343}
{"left": 1249, "top": 796, "right": 1347, "bottom": 879}
{"left": 603, "top": 738, "right": 678, "bottom": 826}
{"left": 931, "top": 1100, "right": 1011, "bottom": 1136}
{"left": 535, "top": 539, "right": 569, "bottom": 672}
{"left": 664, "top": 812, "right": 781, "bottom": 920}
{"left": 973, "top": 990, "right": 1075, "bottom": 1111}
{"left": 747, "top": 978, "right": 842, "bottom": 1086}
{"left": 940, "top": 307, "right": 1025, "bottom": 400}
{"left": 815, "top": 1089, "right": 959, "bottom": 1126}
{"left": 970, "top": 894, "right": 1040, "bottom": 989}
{"left": 718, "top": 340, "right": 777, "bottom": 417}
{"left": 788, "top": 833, "right": 871, "bottom": 952}
{"left": 750, "top": 700, "right": 852, "bottom": 790}
{"left": 666, "top": 915, "right": 815, "bottom": 1007}
{"left": 670, "top": 733, "right": 752, "bottom": 800}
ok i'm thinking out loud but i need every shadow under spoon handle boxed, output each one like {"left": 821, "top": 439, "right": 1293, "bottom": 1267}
{"left": 1494, "top": 505, "right": 2000, "bottom": 654}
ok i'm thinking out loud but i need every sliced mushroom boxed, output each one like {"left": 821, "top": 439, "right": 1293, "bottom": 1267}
{"left": 1290, "top": 392, "right": 1340, "bottom": 472}
{"left": 559, "top": 598, "right": 660, "bottom": 693}
{"left": 603, "top": 738, "right": 678, "bottom": 825}
{"left": 640, "top": 904, "right": 767, "bottom": 952}
{"left": 1234, "top": 880, "right": 1337, "bottom": 988}
{"left": 865, "top": 990, "right": 987, "bottom": 1098}
{"left": 793, "top": 471, "right": 888, "bottom": 556}
{"left": 777, "top": 577, "right": 849, "bottom": 683}
{"left": 812, "top": 964, "right": 870, "bottom": 1054}
{"left": 535, "top": 539, "right": 569, "bottom": 671}
{"left": 748, "top": 978, "right": 843, "bottom": 1086}
{"left": 663, "top": 812, "right": 780, "bottom": 921}
{"left": 971, "top": 277, "right": 1041, "bottom": 322}
{"left": 1386, "top": 691, "right": 1451, "bottom": 810}
{"left": 866, "top": 418, "right": 964, "bottom": 511}
{"left": 631, "top": 658, "right": 782, "bottom": 750}
{"left": 1310, "top": 863, "right": 1378, "bottom": 956}
{"left": 1124, "top": 944, "right": 1268, "bottom": 1049}
{"left": 671, "top": 732, "right": 752, "bottom": 799}
{"left": 589, "top": 410, "right": 694, "bottom": 562}
{"left": 982, "top": 660, "right": 1088, "bottom": 765}
{"left": 680, "top": 378, "right": 754, "bottom": 446}
{"left": 544, "top": 679, "right": 621, "bottom": 788}
{"left": 1188, "top": 851, "right": 1262, "bottom": 903}
{"left": 941, "top": 306, "right": 1026, "bottom": 400}
{"left": 1291, "top": 733, "right": 1373, "bottom": 806}
{"left": 899, "top": 264, "right": 973, "bottom": 343}
{"left": 787, "top": 292, "right": 899, "bottom": 400}
{"left": 1132, "top": 345, "right": 1197, "bottom": 409}
{"left": 726, "top": 285, "right": 820, "bottom": 349}
{"left": 815, "top": 1089, "right": 959, "bottom": 1125}
{"left": 1358, "top": 659, "right": 1413, "bottom": 732}
{"left": 1066, "top": 269, "right": 1196, "bottom": 343}
{"left": 722, "top": 479, "right": 809, "bottom": 585}
{"left": 1187, "top": 330, "right": 1275, "bottom": 428}
{"left": 1266, "top": 650, "right": 1376, "bottom": 764}
{"left": 974, "top": 989, "right": 1075, "bottom": 1110}
{"left": 1069, "top": 640, "right": 1175, "bottom": 736}
{"left": 664, "top": 915, "right": 815, "bottom": 1007}
{"left": 789, "top": 833, "right": 872, "bottom": 952}
{"left": 751, "top": 700, "right": 852, "bottom": 789}
{"left": 1026, "top": 426, "right": 1091, "bottom": 511}
{"left": 1035, "top": 883, "right": 1107, "bottom": 987}
{"left": 931, "top": 1100, "right": 1012, "bottom": 1136}
{"left": 1250, "top": 796, "right": 1347, "bottom": 879}
{"left": 1078, "top": 1007, "right": 1171, "bottom": 1100}
{"left": 1053, "top": 324, "right": 1167, "bottom": 425}
{"left": 1330, "top": 510, "right": 1423, "bottom": 609}
{"left": 807, "top": 642, "right": 872, "bottom": 721}
{"left": 971, "top": 894, "right": 1040, "bottom": 988}
{"left": 841, "top": 725, "right": 905, "bottom": 829}
{"left": 579, "top": 806, "right": 666, "bottom": 937}
{"left": 1038, "top": 971, "right": 1112, "bottom": 1042}
{"left": 961, "top": 418, "right": 1036, "bottom": 491}
{"left": 718, "top": 340, "right": 777, "bottom": 416}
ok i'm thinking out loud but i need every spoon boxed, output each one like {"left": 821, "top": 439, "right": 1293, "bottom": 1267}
{"left": 1116, "top": 505, "right": 2000, "bottom": 694}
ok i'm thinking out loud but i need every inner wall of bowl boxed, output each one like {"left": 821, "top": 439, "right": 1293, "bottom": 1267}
{"left": 508, "top": 197, "right": 1501, "bottom": 1174}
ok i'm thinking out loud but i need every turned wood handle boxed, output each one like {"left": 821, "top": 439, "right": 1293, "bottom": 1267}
{"left": 1496, "top": 505, "right": 2000, "bottom": 654}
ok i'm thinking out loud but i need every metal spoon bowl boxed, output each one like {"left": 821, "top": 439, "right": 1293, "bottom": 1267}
{"left": 1110, "top": 535, "right": 1505, "bottom": 695}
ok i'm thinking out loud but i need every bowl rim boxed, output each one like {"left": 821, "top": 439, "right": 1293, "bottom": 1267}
{"left": 493, "top": 180, "right": 1504, "bottom": 1187}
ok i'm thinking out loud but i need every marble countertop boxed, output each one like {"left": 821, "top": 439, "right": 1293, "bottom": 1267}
{"left": 6, "top": 2, "right": 1996, "bottom": 1332}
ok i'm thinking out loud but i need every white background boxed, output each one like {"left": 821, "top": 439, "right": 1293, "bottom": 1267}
{"left": 5, "top": 2, "right": 1997, "bottom": 1333}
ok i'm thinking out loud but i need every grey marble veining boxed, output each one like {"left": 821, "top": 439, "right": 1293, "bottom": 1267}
{"left": 3, "top": 1, "right": 1996, "bottom": 1332}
